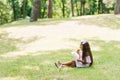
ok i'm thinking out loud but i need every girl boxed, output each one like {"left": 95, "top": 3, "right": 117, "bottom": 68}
{"left": 55, "top": 41, "right": 93, "bottom": 68}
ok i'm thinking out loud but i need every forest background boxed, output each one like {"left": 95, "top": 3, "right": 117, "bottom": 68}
{"left": 0, "top": 0, "right": 118, "bottom": 25}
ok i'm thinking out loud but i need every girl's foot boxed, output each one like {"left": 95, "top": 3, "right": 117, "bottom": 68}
{"left": 55, "top": 61, "right": 62, "bottom": 68}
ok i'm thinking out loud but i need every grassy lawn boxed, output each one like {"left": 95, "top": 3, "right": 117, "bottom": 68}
{"left": 1, "top": 14, "right": 120, "bottom": 29}
{"left": 0, "top": 14, "right": 120, "bottom": 80}
{"left": 0, "top": 40, "right": 120, "bottom": 80}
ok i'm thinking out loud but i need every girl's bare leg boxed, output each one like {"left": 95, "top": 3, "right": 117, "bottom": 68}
{"left": 61, "top": 60, "right": 76, "bottom": 67}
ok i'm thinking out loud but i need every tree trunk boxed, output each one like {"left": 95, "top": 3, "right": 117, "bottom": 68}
{"left": 75, "top": 2, "right": 79, "bottom": 16}
{"left": 71, "top": 0, "right": 74, "bottom": 17}
{"left": 11, "top": 0, "right": 16, "bottom": 20}
{"left": 83, "top": 2, "right": 85, "bottom": 15}
{"left": 61, "top": 0, "right": 65, "bottom": 17}
{"left": 30, "top": 0, "right": 40, "bottom": 22}
{"left": 39, "top": 0, "right": 41, "bottom": 18}
{"left": 114, "top": 0, "right": 120, "bottom": 14}
{"left": 80, "top": 1, "right": 82, "bottom": 15}
{"left": 80, "top": 0, "right": 86, "bottom": 15}
{"left": 48, "top": 0, "right": 52, "bottom": 18}
{"left": 98, "top": 0, "right": 103, "bottom": 14}
{"left": 23, "top": 0, "right": 27, "bottom": 18}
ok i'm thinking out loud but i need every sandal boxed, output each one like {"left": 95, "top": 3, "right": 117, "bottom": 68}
{"left": 55, "top": 62, "right": 61, "bottom": 68}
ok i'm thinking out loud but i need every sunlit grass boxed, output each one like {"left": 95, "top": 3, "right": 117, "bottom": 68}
{"left": 0, "top": 39, "right": 120, "bottom": 80}
{"left": 0, "top": 18, "right": 68, "bottom": 28}
{"left": 1, "top": 14, "right": 120, "bottom": 29}
{"left": 74, "top": 14, "right": 120, "bottom": 29}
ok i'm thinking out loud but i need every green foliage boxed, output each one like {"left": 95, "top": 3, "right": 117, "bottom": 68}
{"left": 0, "top": 1, "right": 12, "bottom": 24}
{"left": 26, "top": 0, "right": 33, "bottom": 17}
{"left": 0, "top": 0, "right": 115, "bottom": 25}
{"left": 40, "top": 0, "right": 47, "bottom": 18}
{"left": 8, "top": 0, "right": 23, "bottom": 19}
{"left": 87, "top": 0, "right": 97, "bottom": 15}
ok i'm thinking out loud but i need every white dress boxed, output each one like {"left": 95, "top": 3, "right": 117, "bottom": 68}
{"left": 71, "top": 52, "right": 91, "bottom": 67}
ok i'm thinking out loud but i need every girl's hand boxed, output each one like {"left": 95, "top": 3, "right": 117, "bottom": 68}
{"left": 77, "top": 59, "right": 88, "bottom": 64}
{"left": 77, "top": 59, "right": 79, "bottom": 62}
{"left": 77, "top": 59, "right": 85, "bottom": 63}
{"left": 77, "top": 49, "right": 80, "bottom": 54}
{"left": 77, "top": 59, "right": 82, "bottom": 62}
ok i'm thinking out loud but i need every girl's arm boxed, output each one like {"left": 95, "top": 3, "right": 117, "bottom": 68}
{"left": 77, "top": 56, "right": 91, "bottom": 64}
{"left": 77, "top": 59, "right": 86, "bottom": 64}
{"left": 77, "top": 59, "right": 84, "bottom": 63}
{"left": 77, "top": 48, "right": 80, "bottom": 54}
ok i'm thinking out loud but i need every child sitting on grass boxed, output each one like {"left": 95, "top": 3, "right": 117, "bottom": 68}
{"left": 55, "top": 40, "right": 93, "bottom": 68}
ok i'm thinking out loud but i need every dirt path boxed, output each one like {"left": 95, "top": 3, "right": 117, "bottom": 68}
{"left": 1, "top": 21, "right": 120, "bottom": 57}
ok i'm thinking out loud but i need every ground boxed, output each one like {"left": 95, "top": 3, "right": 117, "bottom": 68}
{"left": 0, "top": 14, "right": 120, "bottom": 80}
{"left": 1, "top": 15, "right": 120, "bottom": 57}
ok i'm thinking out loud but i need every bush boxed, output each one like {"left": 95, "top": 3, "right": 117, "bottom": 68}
{"left": 0, "top": 1, "right": 12, "bottom": 25}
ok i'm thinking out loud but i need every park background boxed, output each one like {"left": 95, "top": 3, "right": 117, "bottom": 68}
{"left": 0, "top": 0, "right": 120, "bottom": 80}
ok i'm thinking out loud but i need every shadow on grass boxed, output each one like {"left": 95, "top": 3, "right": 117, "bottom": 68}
{"left": 0, "top": 32, "right": 18, "bottom": 54}
{"left": 0, "top": 31, "right": 40, "bottom": 55}
{"left": 0, "top": 18, "right": 71, "bottom": 28}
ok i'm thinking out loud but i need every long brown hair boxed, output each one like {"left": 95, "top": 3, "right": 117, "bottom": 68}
{"left": 81, "top": 41, "right": 93, "bottom": 66}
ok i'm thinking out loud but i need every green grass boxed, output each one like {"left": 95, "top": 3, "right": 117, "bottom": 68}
{"left": 73, "top": 14, "right": 120, "bottom": 29}
{"left": 0, "top": 31, "right": 18, "bottom": 54}
{"left": 0, "top": 39, "right": 120, "bottom": 80}
{"left": 0, "top": 14, "right": 120, "bottom": 80}
{"left": 1, "top": 14, "right": 120, "bottom": 29}
{"left": 0, "top": 18, "right": 69, "bottom": 28}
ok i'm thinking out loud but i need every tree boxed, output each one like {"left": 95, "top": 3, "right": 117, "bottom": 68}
{"left": 114, "top": 0, "right": 120, "bottom": 14}
{"left": 80, "top": 0, "right": 86, "bottom": 15}
{"left": 88, "top": 0, "right": 97, "bottom": 15}
{"left": 40, "top": 0, "right": 47, "bottom": 18}
{"left": 71, "top": 0, "right": 74, "bottom": 16}
{"left": 75, "top": 0, "right": 79, "bottom": 16}
{"left": 48, "top": 0, "right": 52, "bottom": 18}
{"left": 8, "top": 0, "right": 23, "bottom": 20}
{"left": 61, "top": 0, "right": 65, "bottom": 17}
{"left": 0, "top": 1, "right": 9, "bottom": 24}
{"left": 22, "top": 0, "right": 27, "bottom": 18}
{"left": 11, "top": 0, "right": 16, "bottom": 20}
{"left": 98, "top": 0, "right": 103, "bottom": 14}
{"left": 30, "top": 0, "right": 40, "bottom": 22}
